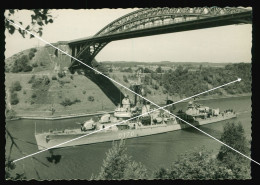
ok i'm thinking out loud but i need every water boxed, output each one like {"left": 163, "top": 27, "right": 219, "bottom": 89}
{"left": 5, "top": 96, "right": 251, "bottom": 180}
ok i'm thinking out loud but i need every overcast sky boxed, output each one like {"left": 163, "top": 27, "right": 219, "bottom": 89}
{"left": 5, "top": 8, "right": 252, "bottom": 63}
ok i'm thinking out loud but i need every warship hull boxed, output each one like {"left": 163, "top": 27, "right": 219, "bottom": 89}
{"left": 35, "top": 113, "right": 236, "bottom": 150}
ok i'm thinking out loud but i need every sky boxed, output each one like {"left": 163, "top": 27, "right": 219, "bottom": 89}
{"left": 5, "top": 8, "right": 252, "bottom": 63}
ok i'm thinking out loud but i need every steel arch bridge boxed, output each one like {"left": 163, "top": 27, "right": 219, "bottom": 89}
{"left": 68, "top": 7, "right": 252, "bottom": 70}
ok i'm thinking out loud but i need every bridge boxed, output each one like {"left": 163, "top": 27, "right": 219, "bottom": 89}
{"left": 66, "top": 7, "right": 252, "bottom": 70}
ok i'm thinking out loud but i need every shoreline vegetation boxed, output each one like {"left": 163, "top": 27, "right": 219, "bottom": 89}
{"left": 6, "top": 93, "right": 251, "bottom": 121}
{"left": 5, "top": 48, "right": 251, "bottom": 122}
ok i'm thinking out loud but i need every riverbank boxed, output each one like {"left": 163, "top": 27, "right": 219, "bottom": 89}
{"left": 6, "top": 110, "right": 114, "bottom": 122}
{"left": 6, "top": 93, "right": 251, "bottom": 121}
{"left": 193, "top": 93, "right": 251, "bottom": 102}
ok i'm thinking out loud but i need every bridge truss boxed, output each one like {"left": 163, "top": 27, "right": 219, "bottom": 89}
{"left": 68, "top": 7, "right": 252, "bottom": 70}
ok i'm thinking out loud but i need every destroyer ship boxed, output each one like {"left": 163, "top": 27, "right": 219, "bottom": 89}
{"left": 35, "top": 72, "right": 237, "bottom": 150}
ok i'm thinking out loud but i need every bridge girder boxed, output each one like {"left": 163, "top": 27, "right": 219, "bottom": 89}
{"left": 68, "top": 7, "right": 252, "bottom": 70}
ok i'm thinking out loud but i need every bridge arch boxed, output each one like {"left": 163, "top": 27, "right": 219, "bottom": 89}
{"left": 68, "top": 7, "right": 251, "bottom": 69}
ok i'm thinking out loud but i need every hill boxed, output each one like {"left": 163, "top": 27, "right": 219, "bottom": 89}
{"left": 5, "top": 46, "right": 118, "bottom": 118}
{"left": 5, "top": 45, "right": 251, "bottom": 119}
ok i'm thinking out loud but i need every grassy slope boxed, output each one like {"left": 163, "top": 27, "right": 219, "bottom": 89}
{"left": 5, "top": 47, "right": 115, "bottom": 117}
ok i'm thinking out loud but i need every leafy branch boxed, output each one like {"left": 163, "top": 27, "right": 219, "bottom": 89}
{"left": 5, "top": 9, "right": 54, "bottom": 38}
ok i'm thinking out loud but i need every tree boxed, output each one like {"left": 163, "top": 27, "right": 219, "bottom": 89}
{"left": 11, "top": 55, "right": 32, "bottom": 73}
{"left": 217, "top": 122, "right": 250, "bottom": 179}
{"left": 93, "top": 140, "right": 148, "bottom": 180}
{"left": 10, "top": 92, "right": 19, "bottom": 105}
{"left": 153, "top": 146, "right": 235, "bottom": 180}
{"left": 28, "top": 51, "right": 35, "bottom": 60}
{"left": 10, "top": 81, "right": 22, "bottom": 92}
{"left": 155, "top": 66, "right": 162, "bottom": 73}
{"left": 143, "top": 67, "right": 151, "bottom": 73}
{"left": 5, "top": 9, "right": 54, "bottom": 38}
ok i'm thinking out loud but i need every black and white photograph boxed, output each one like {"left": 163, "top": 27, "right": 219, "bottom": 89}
{"left": 4, "top": 7, "right": 254, "bottom": 180}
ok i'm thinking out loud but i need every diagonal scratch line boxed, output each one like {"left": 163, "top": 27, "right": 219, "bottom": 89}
{"left": 12, "top": 80, "right": 239, "bottom": 163}
{"left": 7, "top": 19, "right": 259, "bottom": 166}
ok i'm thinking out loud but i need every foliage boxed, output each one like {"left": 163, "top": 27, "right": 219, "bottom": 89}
{"left": 60, "top": 98, "right": 81, "bottom": 107}
{"left": 10, "top": 92, "right": 19, "bottom": 105}
{"left": 28, "top": 51, "right": 35, "bottom": 60}
{"left": 152, "top": 84, "right": 159, "bottom": 90}
{"left": 217, "top": 122, "right": 251, "bottom": 179}
{"left": 31, "top": 75, "right": 50, "bottom": 88}
{"left": 11, "top": 55, "right": 32, "bottom": 73}
{"left": 161, "top": 63, "right": 251, "bottom": 97}
{"left": 153, "top": 122, "right": 251, "bottom": 180}
{"left": 28, "top": 75, "right": 36, "bottom": 84}
{"left": 123, "top": 75, "right": 128, "bottom": 83}
{"left": 142, "top": 86, "right": 151, "bottom": 96}
{"left": 51, "top": 75, "right": 57, "bottom": 80}
{"left": 144, "top": 75, "right": 152, "bottom": 85}
{"left": 82, "top": 90, "right": 86, "bottom": 94}
{"left": 5, "top": 109, "right": 17, "bottom": 120}
{"left": 143, "top": 67, "right": 152, "bottom": 73}
{"left": 88, "top": 96, "right": 95, "bottom": 102}
{"left": 120, "top": 67, "right": 133, "bottom": 73}
{"left": 32, "top": 63, "right": 38, "bottom": 67}
{"left": 5, "top": 9, "right": 54, "bottom": 38}
{"left": 58, "top": 71, "right": 65, "bottom": 78}
{"left": 93, "top": 140, "right": 148, "bottom": 180}
{"left": 31, "top": 93, "right": 37, "bottom": 98}
{"left": 23, "top": 65, "right": 33, "bottom": 72}
{"left": 154, "top": 146, "right": 235, "bottom": 180}
{"left": 155, "top": 66, "right": 162, "bottom": 73}
{"left": 30, "top": 48, "right": 37, "bottom": 53}
{"left": 10, "top": 81, "right": 22, "bottom": 92}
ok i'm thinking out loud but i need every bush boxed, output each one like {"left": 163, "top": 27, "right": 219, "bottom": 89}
{"left": 30, "top": 48, "right": 37, "bottom": 53}
{"left": 153, "top": 84, "right": 159, "bottom": 90}
{"left": 52, "top": 75, "right": 57, "bottom": 80}
{"left": 28, "top": 75, "right": 36, "bottom": 84}
{"left": 60, "top": 98, "right": 81, "bottom": 107}
{"left": 88, "top": 96, "right": 95, "bottom": 102}
{"left": 82, "top": 90, "right": 86, "bottom": 94}
{"left": 31, "top": 75, "right": 50, "bottom": 88}
{"left": 10, "top": 92, "right": 19, "bottom": 105}
{"left": 123, "top": 75, "right": 128, "bottom": 83}
{"left": 10, "top": 81, "right": 22, "bottom": 92}
{"left": 31, "top": 93, "right": 37, "bottom": 98}
{"left": 5, "top": 109, "right": 17, "bottom": 120}
{"left": 28, "top": 51, "right": 35, "bottom": 60}
{"left": 23, "top": 65, "right": 33, "bottom": 72}
{"left": 23, "top": 90, "right": 26, "bottom": 94}
{"left": 70, "top": 75, "right": 74, "bottom": 80}
{"left": 60, "top": 98, "right": 72, "bottom": 106}
{"left": 32, "top": 63, "right": 38, "bottom": 67}
{"left": 11, "top": 55, "right": 30, "bottom": 73}
{"left": 40, "top": 62, "right": 44, "bottom": 66}
{"left": 58, "top": 71, "right": 65, "bottom": 78}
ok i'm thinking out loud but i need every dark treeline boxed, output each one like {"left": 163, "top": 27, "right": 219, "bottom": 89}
{"left": 159, "top": 63, "right": 251, "bottom": 97}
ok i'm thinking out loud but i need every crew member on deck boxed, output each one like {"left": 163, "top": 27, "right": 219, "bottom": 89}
{"left": 122, "top": 94, "right": 131, "bottom": 111}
